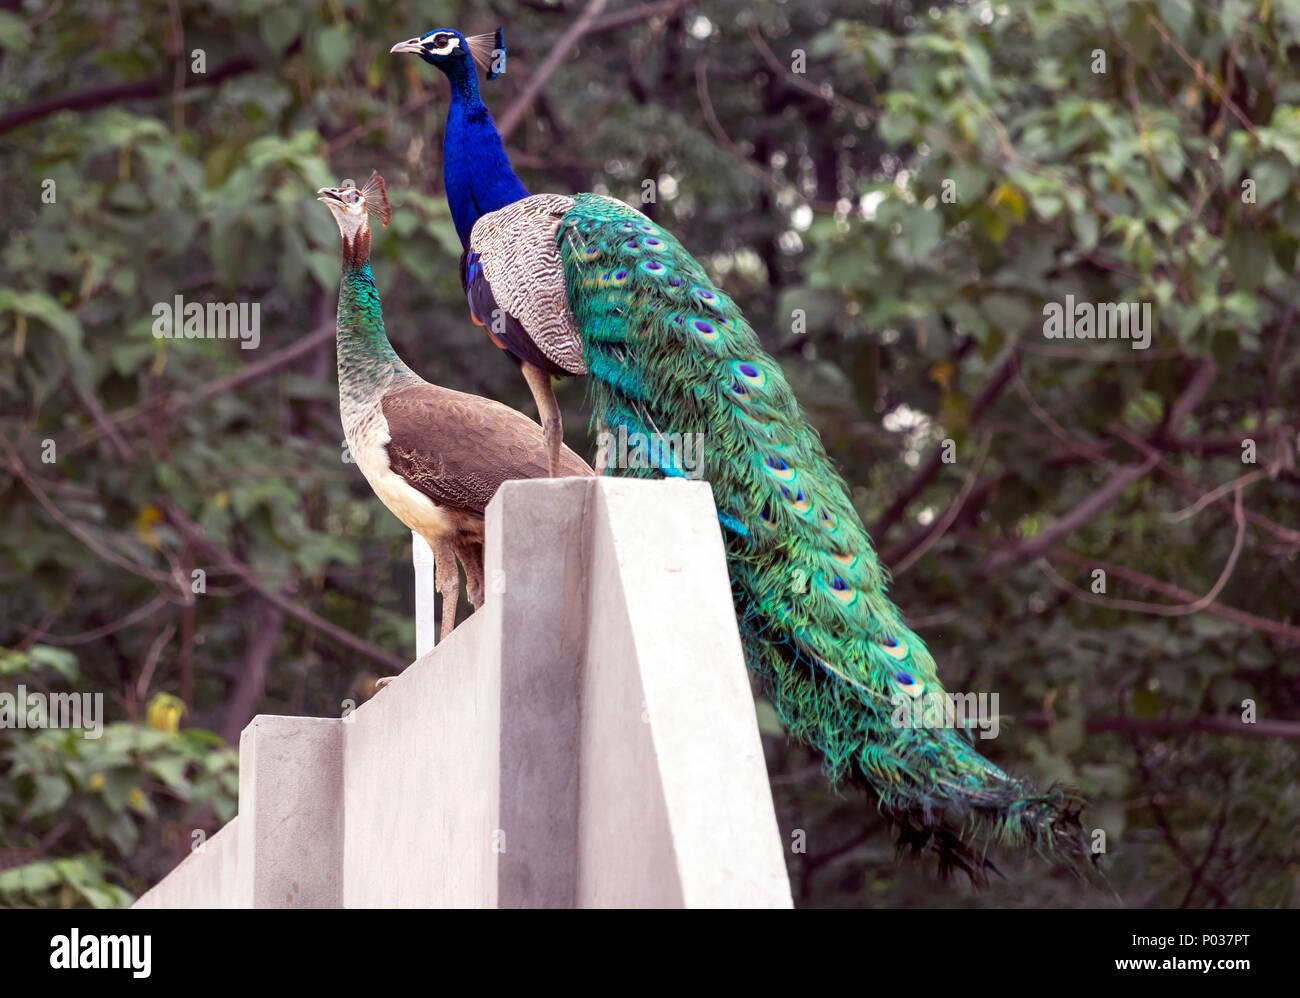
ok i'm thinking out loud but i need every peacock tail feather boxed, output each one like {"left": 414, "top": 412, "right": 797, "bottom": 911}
{"left": 557, "top": 193, "right": 1091, "bottom": 880}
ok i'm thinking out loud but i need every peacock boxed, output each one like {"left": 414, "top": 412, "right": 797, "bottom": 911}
{"left": 317, "top": 170, "right": 591, "bottom": 645}
{"left": 390, "top": 29, "right": 1090, "bottom": 879}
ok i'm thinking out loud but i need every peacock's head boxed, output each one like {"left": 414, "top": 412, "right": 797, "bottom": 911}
{"left": 316, "top": 172, "right": 390, "bottom": 241}
{"left": 390, "top": 28, "right": 505, "bottom": 81}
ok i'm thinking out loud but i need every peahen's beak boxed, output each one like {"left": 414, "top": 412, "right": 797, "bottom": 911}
{"left": 390, "top": 38, "right": 424, "bottom": 55}
{"left": 317, "top": 188, "right": 343, "bottom": 203}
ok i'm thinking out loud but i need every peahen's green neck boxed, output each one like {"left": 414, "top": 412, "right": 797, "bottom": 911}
{"left": 335, "top": 253, "right": 407, "bottom": 411}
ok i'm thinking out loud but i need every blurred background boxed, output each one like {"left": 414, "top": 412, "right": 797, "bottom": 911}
{"left": 1, "top": 0, "right": 1298, "bottom": 908}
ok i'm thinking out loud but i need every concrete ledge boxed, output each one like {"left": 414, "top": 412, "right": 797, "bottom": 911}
{"left": 134, "top": 478, "right": 792, "bottom": 909}
{"left": 133, "top": 818, "right": 240, "bottom": 909}
{"left": 343, "top": 612, "right": 498, "bottom": 907}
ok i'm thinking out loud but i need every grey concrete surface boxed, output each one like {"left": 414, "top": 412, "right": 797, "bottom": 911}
{"left": 132, "top": 478, "right": 793, "bottom": 909}
{"left": 236, "top": 714, "right": 344, "bottom": 907}
{"left": 133, "top": 818, "right": 240, "bottom": 909}
{"left": 343, "top": 611, "right": 499, "bottom": 907}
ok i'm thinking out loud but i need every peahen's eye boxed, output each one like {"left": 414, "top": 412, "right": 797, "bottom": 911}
{"left": 347, "top": 192, "right": 361, "bottom": 203}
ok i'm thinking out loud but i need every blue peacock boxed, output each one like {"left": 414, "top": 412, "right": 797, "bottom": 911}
{"left": 390, "top": 27, "right": 1090, "bottom": 879}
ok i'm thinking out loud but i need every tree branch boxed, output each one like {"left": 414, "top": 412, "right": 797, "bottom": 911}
{"left": 0, "top": 55, "right": 256, "bottom": 137}
{"left": 157, "top": 498, "right": 407, "bottom": 674}
{"left": 1022, "top": 711, "right": 1300, "bottom": 740}
{"left": 497, "top": 0, "right": 611, "bottom": 139}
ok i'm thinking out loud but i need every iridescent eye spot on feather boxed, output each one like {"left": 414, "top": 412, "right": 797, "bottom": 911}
{"left": 622, "top": 239, "right": 641, "bottom": 252}
{"left": 878, "top": 635, "right": 908, "bottom": 660}
{"left": 619, "top": 222, "right": 637, "bottom": 231}
{"left": 819, "top": 509, "right": 837, "bottom": 531}
{"left": 826, "top": 574, "right": 856, "bottom": 604}
{"left": 782, "top": 486, "right": 811, "bottom": 513}
{"left": 690, "top": 318, "right": 719, "bottom": 342}
{"left": 611, "top": 269, "right": 629, "bottom": 284}
{"left": 763, "top": 455, "right": 796, "bottom": 482}
{"left": 642, "top": 237, "right": 665, "bottom": 251}
{"left": 668, "top": 276, "right": 684, "bottom": 287}
{"left": 640, "top": 259, "right": 666, "bottom": 275}
{"left": 692, "top": 286, "right": 718, "bottom": 304}
{"left": 637, "top": 223, "right": 656, "bottom": 232}
{"left": 831, "top": 550, "right": 856, "bottom": 566}
{"left": 733, "top": 361, "right": 767, "bottom": 388}
{"left": 894, "top": 671, "right": 923, "bottom": 697}
{"left": 757, "top": 505, "right": 777, "bottom": 529}
{"left": 579, "top": 245, "right": 601, "bottom": 261}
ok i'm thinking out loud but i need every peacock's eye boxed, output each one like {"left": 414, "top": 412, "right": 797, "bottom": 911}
{"left": 347, "top": 192, "right": 361, "bottom": 203}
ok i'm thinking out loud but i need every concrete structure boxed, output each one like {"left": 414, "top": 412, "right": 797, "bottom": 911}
{"left": 135, "top": 478, "right": 792, "bottom": 908}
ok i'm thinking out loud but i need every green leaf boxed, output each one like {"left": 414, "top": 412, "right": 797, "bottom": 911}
{"left": 315, "top": 25, "right": 351, "bottom": 74}
{"left": 0, "top": 10, "right": 31, "bottom": 51}
{"left": 0, "top": 289, "right": 83, "bottom": 346}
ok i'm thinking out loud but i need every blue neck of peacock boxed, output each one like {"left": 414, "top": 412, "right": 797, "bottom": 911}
{"left": 442, "top": 61, "right": 530, "bottom": 247}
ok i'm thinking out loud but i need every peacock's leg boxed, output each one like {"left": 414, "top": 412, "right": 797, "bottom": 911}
{"left": 457, "top": 538, "right": 485, "bottom": 609}
{"left": 433, "top": 535, "right": 460, "bottom": 641}
{"left": 521, "top": 361, "right": 563, "bottom": 478}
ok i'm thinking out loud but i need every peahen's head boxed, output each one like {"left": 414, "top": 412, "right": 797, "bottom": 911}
{"left": 317, "top": 173, "right": 389, "bottom": 234}
{"left": 317, "top": 172, "right": 390, "bottom": 266}
{"left": 390, "top": 28, "right": 505, "bottom": 81}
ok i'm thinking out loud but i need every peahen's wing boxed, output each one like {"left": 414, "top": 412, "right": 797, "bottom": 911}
{"left": 380, "top": 383, "right": 591, "bottom": 515}
{"left": 462, "top": 194, "right": 587, "bottom": 377}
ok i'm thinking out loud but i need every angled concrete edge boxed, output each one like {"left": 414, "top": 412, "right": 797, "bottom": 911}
{"left": 133, "top": 478, "right": 793, "bottom": 909}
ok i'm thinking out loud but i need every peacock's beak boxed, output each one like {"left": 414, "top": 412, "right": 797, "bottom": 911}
{"left": 390, "top": 38, "right": 424, "bottom": 55}
{"left": 317, "top": 188, "right": 343, "bottom": 203}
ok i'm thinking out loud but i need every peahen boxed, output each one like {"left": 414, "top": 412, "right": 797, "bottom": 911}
{"left": 391, "top": 29, "right": 1089, "bottom": 879}
{"left": 317, "top": 170, "right": 591, "bottom": 644}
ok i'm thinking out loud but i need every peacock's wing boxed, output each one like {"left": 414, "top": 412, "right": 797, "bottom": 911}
{"left": 549, "top": 192, "right": 1089, "bottom": 879}
{"left": 381, "top": 383, "right": 592, "bottom": 515}
{"left": 463, "top": 194, "right": 587, "bottom": 376}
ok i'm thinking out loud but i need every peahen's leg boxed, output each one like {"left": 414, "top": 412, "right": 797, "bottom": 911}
{"left": 457, "top": 538, "right": 485, "bottom": 609}
{"left": 433, "top": 535, "right": 460, "bottom": 641}
{"left": 376, "top": 535, "right": 463, "bottom": 695}
{"left": 521, "top": 361, "right": 563, "bottom": 478}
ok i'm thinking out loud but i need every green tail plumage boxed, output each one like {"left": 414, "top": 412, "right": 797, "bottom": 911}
{"left": 559, "top": 194, "right": 1090, "bottom": 881}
